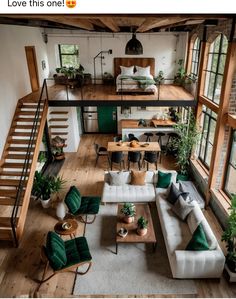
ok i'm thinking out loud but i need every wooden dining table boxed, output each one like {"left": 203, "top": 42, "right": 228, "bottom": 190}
{"left": 107, "top": 141, "right": 161, "bottom": 152}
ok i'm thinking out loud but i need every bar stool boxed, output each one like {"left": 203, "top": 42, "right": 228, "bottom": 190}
{"left": 155, "top": 132, "right": 165, "bottom": 163}
{"left": 144, "top": 132, "right": 153, "bottom": 142}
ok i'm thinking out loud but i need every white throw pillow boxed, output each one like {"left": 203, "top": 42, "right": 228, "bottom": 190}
{"left": 109, "top": 171, "right": 130, "bottom": 186}
{"left": 134, "top": 66, "right": 151, "bottom": 77}
{"left": 120, "top": 66, "right": 134, "bottom": 76}
{"left": 187, "top": 207, "right": 204, "bottom": 234}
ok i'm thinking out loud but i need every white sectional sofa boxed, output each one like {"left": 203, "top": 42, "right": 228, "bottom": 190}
{"left": 102, "top": 170, "right": 225, "bottom": 279}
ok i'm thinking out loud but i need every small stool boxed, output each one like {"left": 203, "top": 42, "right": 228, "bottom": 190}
{"left": 144, "top": 132, "right": 153, "bottom": 142}
{"left": 156, "top": 132, "right": 166, "bottom": 163}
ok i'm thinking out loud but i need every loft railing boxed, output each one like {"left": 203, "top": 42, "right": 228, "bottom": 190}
{"left": 10, "top": 79, "right": 48, "bottom": 247}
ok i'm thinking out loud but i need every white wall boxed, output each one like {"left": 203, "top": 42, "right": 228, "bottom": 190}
{"left": 46, "top": 29, "right": 187, "bottom": 80}
{"left": 0, "top": 25, "right": 49, "bottom": 157}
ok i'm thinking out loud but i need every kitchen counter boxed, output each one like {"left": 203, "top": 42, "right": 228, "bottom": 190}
{"left": 120, "top": 118, "right": 176, "bottom": 129}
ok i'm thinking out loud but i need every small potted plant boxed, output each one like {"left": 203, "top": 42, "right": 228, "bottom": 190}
{"left": 137, "top": 216, "right": 148, "bottom": 236}
{"left": 222, "top": 194, "right": 236, "bottom": 275}
{"left": 154, "top": 70, "right": 165, "bottom": 85}
{"left": 120, "top": 203, "right": 136, "bottom": 224}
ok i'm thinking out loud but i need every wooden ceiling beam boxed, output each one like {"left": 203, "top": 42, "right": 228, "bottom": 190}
{"left": 99, "top": 17, "right": 120, "bottom": 32}
{"left": 47, "top": 17, "right": 94, "bottom": 30}
{"left": 88, "top": 19, "right": 106, "bottom": 28}
{"left": 137, "top": 17, "right": 190, "bottom": 32}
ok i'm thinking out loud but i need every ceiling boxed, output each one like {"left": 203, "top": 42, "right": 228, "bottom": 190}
{"left": 0, "top": 14, "right": 232, "bottom": 32}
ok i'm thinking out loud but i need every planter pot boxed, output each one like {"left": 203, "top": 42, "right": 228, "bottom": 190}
{"left": 56, "top": 201, "right": 67, "bottom": 220}
{"left": 137, "top": 227, "right": 147, "bottom": 236}
{"left": 123, "top": 215, "right": 134, "bottom": 224}
{"left": 224, "top": 263, "right": 236, "bottom": 282}
{"left": 177, "top": 173, "right": 189, "bottom": 182}
{"left": 54, "top": 154, "right": 65, "bottom": 161}
{"left": 226, "top": 259, "right": 236, "bottom": 273}
{"left": 40, "top": 198, "right": 51, "bottom": 208}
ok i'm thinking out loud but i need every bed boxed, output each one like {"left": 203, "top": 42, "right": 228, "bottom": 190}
{"left": 114, "top": 57, "right": 157, "bottom": 94}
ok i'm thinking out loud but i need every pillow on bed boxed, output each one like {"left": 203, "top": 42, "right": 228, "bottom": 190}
{"left": 134, "top": 66, "right": 151, "bottom": 77}
{"left": 120, "top": 66, "right": 134, "bottom": 76}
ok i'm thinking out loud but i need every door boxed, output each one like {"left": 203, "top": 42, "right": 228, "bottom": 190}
{"left": 25, "top": 46, "right": 40, "bottom": 92}
{"left": 97, "top": 107, "right": 117, "bottom": 133}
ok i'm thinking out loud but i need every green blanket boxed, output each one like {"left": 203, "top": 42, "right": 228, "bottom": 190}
{"left": 119, "top": 75, "right": 156, "bottom": 89}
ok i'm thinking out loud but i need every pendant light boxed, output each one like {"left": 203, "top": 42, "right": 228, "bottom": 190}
{"left": 125, "top": 33, "right": 143, "bottom": 55}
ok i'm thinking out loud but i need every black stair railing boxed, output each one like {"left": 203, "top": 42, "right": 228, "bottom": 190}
{"left": 11, "top": 79, "right": 48, "bottom": 247}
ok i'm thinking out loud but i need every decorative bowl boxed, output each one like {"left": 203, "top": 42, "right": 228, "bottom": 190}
{"left": 118, "top": 228, "right": 128, "bottom": 238}
{"left": 62, "top": 222, "right": 72, "bottom": 230}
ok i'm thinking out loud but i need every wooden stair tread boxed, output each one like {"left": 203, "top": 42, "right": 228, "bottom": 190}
{"left": 0, "top": 217, "right": 19, "bottom": 227}
{"left": 7, "top": 146, "right": 35, "bottom": 152}
{"left": 14, "top": 118, "right": 36, "bottom": 122}
{"left": 8, "top": 139, "right": 36, "bottom": 144}
{"left": 12, "top": 125, "right": 39, "bottom": 129}
{"left": 49, "top": 125, "right": 69, "bottom": 129}
{"left": 0, "top": 198, "right": 23, "bottom": 205}
{"left": 0, "top": 189, "right": 25, "bottom": 197}
{"left": 50, "top": 132, "right": 68, "bottom": 135}
{"left": 0, "top": 179, "right": 27, "bottom": 186}
{"left": 50, "top": 111, "right": 69, "bottom": 115}
{"left": 16, "top": 111, "right": 39, "bottom": 115}
{"left": 0, "top": 171, "right": 29, "bottom": 177}
{"left": 2, "top": 162, "right": 31, "bottom": 168}
{"left": 49, "top": 118, "right": 68, "bottom": 122}
{"left": 10, "top": 132, "right": 32, "bottom": 137}
{"left": 6, "top": 153, "right": 33, "bottom": 159}
{"left": 21, "top": 104, "right": 43, "bottom": 109}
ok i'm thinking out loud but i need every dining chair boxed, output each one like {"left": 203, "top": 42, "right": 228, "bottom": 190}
{"left": 94, "top": 143, "right": 109, "bottom": 167}
{"left": 155, "top": 132, "right": 166, "bottom": 163}
{"left": 110, "top": 151, "right": 125, "bottom": 170}
{"left": 142, "top": 151, "right": 159, "bottom": 170}
{"left": 127, "top": 151, "right": 141, "bottom": 170}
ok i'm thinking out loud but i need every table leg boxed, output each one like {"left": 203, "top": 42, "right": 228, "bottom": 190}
{"left": 153, "top": 242, "right": 157, "bottom": 252}
{"left": 115, "top": 243, "right": 118, "bottom": 255}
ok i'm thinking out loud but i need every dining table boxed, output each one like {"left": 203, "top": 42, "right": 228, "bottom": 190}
{"left": 107, "top": 141, "right": 161, "bottom": 152}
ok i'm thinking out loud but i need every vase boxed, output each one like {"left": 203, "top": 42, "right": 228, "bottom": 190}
{"left": 123, "top": 215, "right": 134, "bottom": 224}
{"left": 56, "top": 201, "right": 67, "bottom": 220}
{"left": 40, "top": 198, "right": 51, "bottom": 208}
{"left": 137, "top": 227, "right": 147, "bottom": 236}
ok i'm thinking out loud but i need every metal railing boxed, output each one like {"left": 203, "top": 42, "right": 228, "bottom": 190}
{"left": 11, "top": 79, "right": 48, "bottom": 247}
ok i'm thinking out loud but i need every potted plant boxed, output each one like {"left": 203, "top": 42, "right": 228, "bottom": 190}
{"left": 120, "top": 203, "right": 136, "bottom": 224}
{"left": 51, "top": 136, "right": 66, "bottom": 161}
{"left": 172, "top": 112, "right": 199, "bottom": 181}
{"left": 174, "top": 59, "right": 186, "bottom": 85}
{"left": 222, "top": 195, "right": 236, "bottom": 274}
{"left": 137, "top": 216, "right": 148, "bottom": 236}
{"left": 32, "top": 171, "right": 66, "bottom": 208}
{"left": 154, "top": 70, "right": 165, "bottom": 85}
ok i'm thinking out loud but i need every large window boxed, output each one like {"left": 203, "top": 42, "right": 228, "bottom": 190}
{"left": 190, "top": 37, "right": 201, "bottom": 77}
{"left": 204, "top": 34, "right": 228, "bottom": 104}
{"left": 59, "top": 44, "right": 79, "bottom": 68}
{"left": 198, "top": 106, "right": 217, "bottom": 168}
{"left": 224, "top": 131, "right": 236, "bottom": 197}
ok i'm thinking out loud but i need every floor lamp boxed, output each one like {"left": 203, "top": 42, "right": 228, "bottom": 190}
{"left": 93, "top": 49, "right": 112, "bottom": 85}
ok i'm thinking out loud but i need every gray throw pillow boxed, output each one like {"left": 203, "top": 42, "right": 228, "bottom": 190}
{"left": 167, "top": 183, "right": 190, "bottom": 205}
{"left": 171, "top": 196, "right": 195, "bottom": 221}
{"left": 109, "top": 172, "right": 129, "bottom": 186}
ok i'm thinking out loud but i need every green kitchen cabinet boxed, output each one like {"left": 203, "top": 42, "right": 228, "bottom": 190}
{"left": 97, "top": 106, "right": 117, "bottom": 133}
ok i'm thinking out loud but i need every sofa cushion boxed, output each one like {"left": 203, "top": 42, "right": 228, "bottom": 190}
{"left": 109, "top": 171, "right": 130, "bottom": 186}
{"left": 186, "top": 223, "right": 209, "bottom": 251}
{"left": 65, "top": 186, "right": 81, "bottom": 214}
{"left": 201, "top": 219, "right": 218, "bottom": 250}
{"left": 154, "top": 170, "right": 177, "bottom": 185}
{"left": 130, "top": 170, "right": 146, "bottom": 185}
{"left": 157, "top": 171, "right": 172, "bottom": 188}
{"left": 171, "top": 196, "right": 195, "bottom": 221}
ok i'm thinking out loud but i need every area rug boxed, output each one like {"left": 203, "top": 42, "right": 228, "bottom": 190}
{"left": 73, "top": 204, "right": 197, "bottom": 296}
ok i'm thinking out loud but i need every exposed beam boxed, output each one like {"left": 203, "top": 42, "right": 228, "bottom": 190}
{"left": 47, "top": 17, "right": 94, "bottom": 30}
{"left": 99, "top": 17, "right": 120, "bottom": 32}
{"left": 137, "top": 17, "right": 189, "bottom": 32}
{"left": 88, "top": 18, "right": 106, "bottom": 28}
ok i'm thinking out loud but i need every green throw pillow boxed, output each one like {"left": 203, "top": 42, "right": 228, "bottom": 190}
{"left": 186, "top": 223, "right": 209, "bottom": 251}
{"left": 157, "top": 171, "right": 172, "bottom": 188}
{"left": 65, "top": 186, "right": 81, "bottom": 214}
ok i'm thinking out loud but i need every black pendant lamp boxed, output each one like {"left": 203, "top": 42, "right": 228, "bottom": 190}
{"left": 125, "top": 33, "right": 143, "bottom": 55}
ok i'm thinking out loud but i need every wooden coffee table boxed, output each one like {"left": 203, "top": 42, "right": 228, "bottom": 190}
{"left": 54, "top": 219, "right": 78, "bottom": 239}
{"left": 116, "top": 203, "right": 157, "bottom": 254}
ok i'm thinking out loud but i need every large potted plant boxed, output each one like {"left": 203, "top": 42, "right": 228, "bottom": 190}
{"left": 120, "top": 203, "right": 136, "bottom": 224}
{"left": 172, "top": 112, "right": 199, "bottom": 181}
{"left": 32, "top": 171, "right": 66, "bottom": 208}
{"left": 222, "top": 195, "right": 236, "bottom": 274}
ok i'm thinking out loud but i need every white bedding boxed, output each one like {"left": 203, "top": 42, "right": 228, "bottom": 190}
{"left": 116, "top": 74, "right": 157, "bottom": 93}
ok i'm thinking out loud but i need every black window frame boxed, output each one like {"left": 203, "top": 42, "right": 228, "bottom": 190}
{"left": 224, "top": 130, "right": 236, "bottom": 198}
{"left": 198, "top": 107, "right": 217, "bottom": 169}
{"left": 190, "top": 36, "right": 201, "bottom": 77}
{"left": 203, "top": 34, "right": 228, "bottom": 104}
{"left": 58, "top": 44, "right": 79, "bottom": 68}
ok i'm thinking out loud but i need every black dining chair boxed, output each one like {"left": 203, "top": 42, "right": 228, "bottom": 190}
{"left": 110, "top": 151, "right": 125, "bottom": 170}
{"left": 127, "top": 151, "right": 141, "bottom": 170}
{"left": 94, "top": 143, "right": 109, "bottom": 167}
{"left": 142, "top": 151, "right": 158, "bottom": 170}
{"left": 156, "top": 132, "right": 166, "bottom": 163}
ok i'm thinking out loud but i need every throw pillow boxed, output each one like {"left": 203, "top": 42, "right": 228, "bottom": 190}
{"left": 157, "top": 171, "right": 172, "bottom": 188}
{"left": 186, "top": 223, "right": 209, "bottom": 251}
{"left": 171, "top": 196, "right": 195, "bottom": 221}
{"left": 120, "top": 65, "right": 134, "bottom": 76}
{"left": 130, "top": 170, "right": 146, "bottom": 185}
{"left": 135, "top": 66, "right": 151, "bottom": 77}
{"left": 65, "top": 186, "right": 81, "bottom": 214}
{"left": 109, "top": 171, "right": 129, "bottom": 186}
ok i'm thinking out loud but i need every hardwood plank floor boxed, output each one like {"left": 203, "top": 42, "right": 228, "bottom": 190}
{"left": 0, "top": 134, "right": 236, "bottom": 297}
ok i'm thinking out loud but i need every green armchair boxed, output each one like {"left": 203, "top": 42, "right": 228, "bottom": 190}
{"left": 65, "top": 186, "right": 100, "bottom": 224}
{"left": 37, "top": 231, "right": 92, "bottom": 291}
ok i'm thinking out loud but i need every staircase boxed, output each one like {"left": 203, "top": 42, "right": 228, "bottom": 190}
{"left": 0, "top": 94, "right": 48, "bottom": 246}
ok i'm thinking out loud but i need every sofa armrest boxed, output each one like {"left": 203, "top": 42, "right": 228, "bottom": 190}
{"left": 173, "top": 247, "right": 225, "bottom": 278}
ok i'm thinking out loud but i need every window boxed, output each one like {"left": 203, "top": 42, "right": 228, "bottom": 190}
{"left": 203, "top": 34, "right": 228, "bottom": 104}
{"left": 58, "top": 44, "right": 79, "bottom": 68}
{"left": 198, "top": 106, "right": 217, "bottom": 169}
{"left": 190, "top": 37, "right": 201, "bottom": 77}
{"left": 224, "top": 131, "right": 236, "bottom": 197}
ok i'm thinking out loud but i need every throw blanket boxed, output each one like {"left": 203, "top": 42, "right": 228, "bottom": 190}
{"left": 120, "top": 75, "right": 156, "bottom": 89}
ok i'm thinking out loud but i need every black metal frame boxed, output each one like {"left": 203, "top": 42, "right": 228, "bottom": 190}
{"left": 204, "top": 33, "right": 228, "bottom": 104}
{"left": 198, "top": 107, "right": 217, "bottom": 169}
{"left": 58, "top": 44, "right": 79, "bottom": 68}
{"left": 190, "top": 36, "right": 201, "bottom": 77}
{"left": 40, "top": 121, "right": 53, "bottom": 174}
{"left": 223, "top": 130, "right": 236, "bottom": 198}
{"left": 10, "top": 80, "right": 49, "bottom": 247}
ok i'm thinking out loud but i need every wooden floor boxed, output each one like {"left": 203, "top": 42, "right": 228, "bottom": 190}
{"left": 47, "top": 84, "right": 194, "bottom": 102}
{"left": 0, "top": 134, "right": 236, "bottom": 298}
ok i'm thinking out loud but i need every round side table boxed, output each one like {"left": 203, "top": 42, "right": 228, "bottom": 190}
{"left": 54, "top": 219, "right": 78, "bottom": 239}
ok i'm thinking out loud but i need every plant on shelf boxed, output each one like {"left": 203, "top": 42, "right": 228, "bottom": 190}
{"left": 55, "top": 65, "right": 84, "bottom": 80}
{"left": 174, "top": 59, "right": 198, "bottom": 86}
{"left": 154, "top": 70, "right": 165, "bottom": 84}
{"left": 51, "top": 136, "right": 66, "bottom": 161}
{"left": 222, "top": 194, "right": 236, "bottom": 273}
{"left": 120, "top": 203, "right": 136, "bottom": 224}
{"left": 137, "top": 216, "right": 148, "bottom": 236}
{"left": 171, "top": 111, "right": 200, "bottom": 181}
{"left": 32, "top": 171, "right": 66, "bottom": 208}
